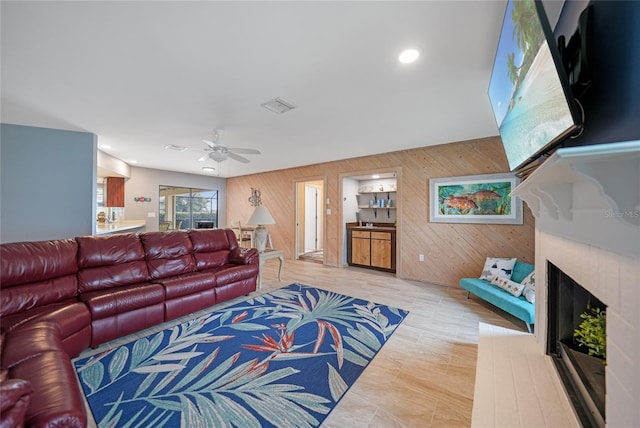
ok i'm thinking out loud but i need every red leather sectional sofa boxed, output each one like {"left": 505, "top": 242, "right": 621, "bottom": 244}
{"left": 0, "top": 228, "right": 258, "bottom": 428}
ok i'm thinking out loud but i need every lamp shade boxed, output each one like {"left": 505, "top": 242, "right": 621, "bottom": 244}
{"left": 247, "top": 206, "right": 275, "bottom": 226}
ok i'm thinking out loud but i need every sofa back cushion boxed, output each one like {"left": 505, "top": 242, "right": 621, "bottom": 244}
{"left": 76, "top": 233, "right": 149, "bottom": 293}
{"left": 189, "top": 229, "right": 234, "bottom": 270}
{"left": 140, "top": 231, "right": 196, "bottom": 279}
{"left": 0, "top": 239, "right": 79, "bottom": 317}
{"left": 511, "top": 261, "right": 535, "bottom": 284}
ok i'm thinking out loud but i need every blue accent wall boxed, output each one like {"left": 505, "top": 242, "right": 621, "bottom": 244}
{"left": 1, "top": 124, "right": 96, "bottom": 243}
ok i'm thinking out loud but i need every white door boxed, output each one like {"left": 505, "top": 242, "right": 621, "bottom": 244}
{"left": 304, "top": 185, "right": 319, "bottom": 252}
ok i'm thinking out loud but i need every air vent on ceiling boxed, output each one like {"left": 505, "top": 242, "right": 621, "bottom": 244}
{"left": 261, "top": 97, "right": 296, "bottom": 114}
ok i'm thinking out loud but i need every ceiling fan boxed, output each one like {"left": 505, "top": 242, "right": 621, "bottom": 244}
{"left": 198, "top": 128, "right": 261, "bottom": 164}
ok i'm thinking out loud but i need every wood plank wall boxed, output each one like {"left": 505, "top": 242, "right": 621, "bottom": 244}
{"left": 226, "top": 136, "right": 535, "bottom": 288}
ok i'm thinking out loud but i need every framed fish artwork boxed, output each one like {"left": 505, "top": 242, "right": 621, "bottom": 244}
{"left": 429, "top": 173, "right": 523, "bottom": 224}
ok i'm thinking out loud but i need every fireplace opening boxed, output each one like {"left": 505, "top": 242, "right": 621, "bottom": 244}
{"left": 547, "top": 262, "right": 606, "bottom": 428}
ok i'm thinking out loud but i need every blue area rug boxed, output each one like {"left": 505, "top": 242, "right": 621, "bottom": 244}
{"left": 74, "top": 283, "right": 408, "bottom": 427}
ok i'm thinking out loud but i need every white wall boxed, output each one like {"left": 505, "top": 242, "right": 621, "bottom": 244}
{"left": 125, "top": 166, "right": 227, "bottom": 231}
{"left": 98, "top": 149, "right": 131, "bottom": 178}
{"left": 0, "top": 124, "right": 96, "bottom": 243}
{"left": 341, "top": 177, "right": 359, "bottom": 265}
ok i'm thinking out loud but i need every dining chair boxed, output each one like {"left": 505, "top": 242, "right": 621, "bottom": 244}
{"left": 230, "top": 221, "right": 253, "bottom": 248}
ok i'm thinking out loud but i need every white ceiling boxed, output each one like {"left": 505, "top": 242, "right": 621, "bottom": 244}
{"left": 1, "top": 1, "right": 562, "bottom": 178}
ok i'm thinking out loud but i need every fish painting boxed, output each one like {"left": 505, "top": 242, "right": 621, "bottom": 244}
{"left": 468, "top": 189, "right": 501, "bottom": 202}
{"left": 442, "top": 195, "right": 477, "bottom": 213}
{"left": 431, "top": 174, "right": 520, "bottom": 223}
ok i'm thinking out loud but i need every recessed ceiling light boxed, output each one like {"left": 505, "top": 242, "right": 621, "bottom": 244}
{"left": 130, "top": 160, "right": 138, "bottom": 164}
{"left": 398, "top": 48, "right": 419, "bottom": 64}
{"left": 202, "top": 167, "right": 216, "bottom": 172}
{"left": 372, "top": 175, "right": 380, "bottom": 179}
{"left": 98, "top": 144, "right": 111, "bottom": 150}
{"left": 165, "top": 144, "right": 187, "bottom": 151}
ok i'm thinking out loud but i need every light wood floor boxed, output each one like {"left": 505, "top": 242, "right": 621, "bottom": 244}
{"left": 259, "top": 259, "right": 528, "bottom": 428}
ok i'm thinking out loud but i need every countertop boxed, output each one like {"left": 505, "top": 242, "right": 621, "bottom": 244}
{"left": 347, "top": 224, "right": 396, "bottom": 232}
{"left": 95, "top": 220, "right": 146, "bottom": 235}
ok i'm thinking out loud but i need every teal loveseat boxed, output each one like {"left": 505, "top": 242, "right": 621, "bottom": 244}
{"left": 460, "top": 261, "right": 535, "bottom": 333}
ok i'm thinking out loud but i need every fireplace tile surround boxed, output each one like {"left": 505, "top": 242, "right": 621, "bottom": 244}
{"left": 512, "top": 141, "right": 640, "bottom": 427}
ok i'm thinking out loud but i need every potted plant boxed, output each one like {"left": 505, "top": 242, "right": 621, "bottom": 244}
{"left": 574, "top": 306, "right": 606, "bottom": 364}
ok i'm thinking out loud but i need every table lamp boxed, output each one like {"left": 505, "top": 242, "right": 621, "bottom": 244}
{"left": 247, "top": 205, "right": 275, "bottom": 252}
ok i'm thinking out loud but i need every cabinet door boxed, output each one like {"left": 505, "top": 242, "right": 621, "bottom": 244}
{"left": 351, "top": 231, "right": 371, "bottom": 266}
{"left": 371, "top": 232, "right": 392, "bottom": 269}
{"left": 105, "top": 177, "right": 125, "bottom": 207}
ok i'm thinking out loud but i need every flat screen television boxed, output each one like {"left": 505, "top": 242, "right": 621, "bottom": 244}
{"left": 488, "top": 0, "right": 583, "bottom": 172}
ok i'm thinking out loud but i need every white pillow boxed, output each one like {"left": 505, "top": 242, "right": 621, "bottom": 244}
{"left": 520, "top": 271, "right": 535, "bottom": 304}
{"left": 479, "top": 257, "right": 517, "bottom": 281}
{"left": 490, "top": 275, "right": 526, "bottom": 297}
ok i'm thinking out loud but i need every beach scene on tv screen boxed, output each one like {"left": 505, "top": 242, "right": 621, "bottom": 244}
{"left": 489, "top": 0, "right": 574, "bottom": 170}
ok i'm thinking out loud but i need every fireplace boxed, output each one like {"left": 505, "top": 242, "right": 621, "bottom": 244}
{"left": 511, "top": 141, "right": 639, "bottom": 427}
{"left": 547, "top": 262, "right": 606, "bottom": 427}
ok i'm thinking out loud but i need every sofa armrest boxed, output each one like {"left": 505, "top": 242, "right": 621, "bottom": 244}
{"left": 0, "top": 375, "right": 32, "bottom": 428}
{"left": 229, "top": 247, "right": 259, "bottom": 265}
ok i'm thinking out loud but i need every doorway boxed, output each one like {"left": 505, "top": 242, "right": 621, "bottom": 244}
{"left": 295, "top": 180, "right": 324, "bottom": 264}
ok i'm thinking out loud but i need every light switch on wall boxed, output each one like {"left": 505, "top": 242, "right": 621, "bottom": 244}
{"left": 147, "top": 212, "right": 156, "bottom": 217}
{"left": 326, "top": 208, "right": 331, "bottom": 215}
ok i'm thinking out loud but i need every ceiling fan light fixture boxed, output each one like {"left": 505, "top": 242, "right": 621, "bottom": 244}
{"left": 261, "top": 97, "right": 296, "bottom": 114}
{"left": 211, "top": 152, "right": 228, "bottom": 162}
{"left": 165, "top": 144, "right": 188, "bottom": 151}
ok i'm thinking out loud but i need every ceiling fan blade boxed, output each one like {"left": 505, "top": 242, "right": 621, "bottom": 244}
{"left": 229, "top": 148, "right": 261, "bottom": 155}
{"left": 202, "top": 139, "right": 217, "bottom": 149}
{"left": 198, "top": 153, "right": 211, "bottom": 162}
{"left": 227, "top": 152, "right": 251, "bottom": 163}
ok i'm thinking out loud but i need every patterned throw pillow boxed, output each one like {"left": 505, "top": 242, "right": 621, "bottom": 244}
{"left": 479, "top": 257, "right": 517, "bottom": 281}
{"left": 520, "top": 271, "right": 535, "bottom": 304}
{"left": 490, "top": 275, "right": 526, "bottom": 297}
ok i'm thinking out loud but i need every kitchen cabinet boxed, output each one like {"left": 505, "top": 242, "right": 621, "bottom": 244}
{"left": 351, "top": 230, "right": 371, "bottom": 266}
{"left": 105, "top": 177, "right": 125, "bottom": 207}
{"left": 347, "top": 225, "right": 395, "bottom": 272}
{"left": 370, "top": 231, "right": 392, "bottom": 269}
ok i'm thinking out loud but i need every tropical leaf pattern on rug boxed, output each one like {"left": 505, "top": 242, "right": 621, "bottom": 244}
{"left": 74, "top": 283, "right": 408, "bottom": 428}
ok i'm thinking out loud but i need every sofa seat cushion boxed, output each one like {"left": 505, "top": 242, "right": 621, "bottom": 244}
{"left": 80, "top": 283, "right": 165, "bottom": 320}
{"left": 153, "top": 272, "right": 216, "bottom": 299}
{"left": 205, "top": 264, "right": 259, "bottom": 286}
{"left": 215, "top": 278, "right": 257, "bottom": 302}
{"left": 9, "top": 350, "right": 86, "bottom": 428}
{"left": 460, "top": 277, "right": 535, "bottom": 325}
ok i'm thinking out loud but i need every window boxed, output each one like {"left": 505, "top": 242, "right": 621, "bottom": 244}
{"left": 158, "top": 186, "right": 218, "bottom": 229}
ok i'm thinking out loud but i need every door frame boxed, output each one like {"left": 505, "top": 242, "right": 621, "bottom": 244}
{"left": 294, "top": 176, "right": 326, "bottom": 263}
{"left": 338, "top": 167, "right": 402, "bottom": 276}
